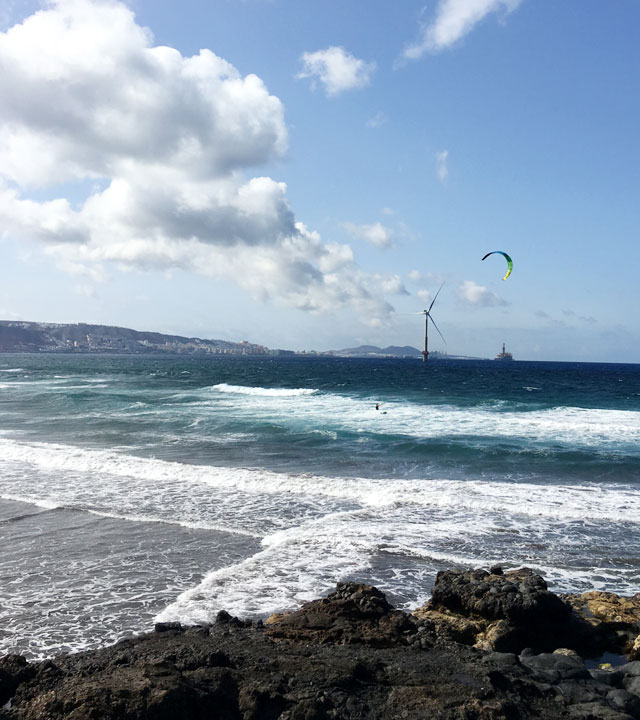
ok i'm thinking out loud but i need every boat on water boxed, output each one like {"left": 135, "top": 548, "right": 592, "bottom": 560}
{"left": 495, "top": 343, "right": 513, "bottom": 361}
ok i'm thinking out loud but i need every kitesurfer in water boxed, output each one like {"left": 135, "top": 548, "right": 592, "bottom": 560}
{"left": 375, "top": 403, "right": 380, "bottom": 410}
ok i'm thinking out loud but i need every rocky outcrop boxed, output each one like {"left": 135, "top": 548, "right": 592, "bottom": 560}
{"left": 562, "top": 591, "right": 640, "bottom": 660}
{"left": 264, "top": 582, "right": 417, "bottom": 647}
{"left": 413, "top": 566, "right": 615, "bottom": 657}
{"left": 427, "top": 567, "right": 566, "bottom": 623}
{"left": 1, "top": 571, "right": 640, "bottom": 719}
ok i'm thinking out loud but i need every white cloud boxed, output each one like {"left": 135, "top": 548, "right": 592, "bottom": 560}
{"left": 0, "top": 0, "right": 395, "bottom": 323}
{"left": 417, "top": 282, "right": 447, "bottom": 307}
{"left": 56, "top": 258, "right": 108, "bottom": 284}
{"left": 436, "top": 150, "right": 449, "bottom": 182}
{"left": 403, "top": 0, "right": 522, "bottom": 59}
{"left": 343, "top": 221, "right": 394, "bottom": 249}
{"left": 409, "top": 270, "right": 445, "bottom": 284}
{"left": 0, "top": 2, "right": 287, "bottom": 186}
{"left": 297, "top": 46, "right": 376, "bottom": 96}
{"left": 458, "top": 280, "right": 508, "bottom": 307}
{"left": 370, "top": 274, "right": 409, "bottom": 296}
{"left": 74, "top": 283, "right": 97, "bottom": 298}
{"left": 366, "top": 111, "right": 387, "bottom": 129}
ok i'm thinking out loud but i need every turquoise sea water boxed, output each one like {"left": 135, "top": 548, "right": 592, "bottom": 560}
{"left": 1, "top": 354, "right": 639, "bottom": 658}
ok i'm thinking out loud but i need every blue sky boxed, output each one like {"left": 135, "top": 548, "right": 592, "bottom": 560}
{"left": 1, "top": 0, "right": 638, "bottom": 361}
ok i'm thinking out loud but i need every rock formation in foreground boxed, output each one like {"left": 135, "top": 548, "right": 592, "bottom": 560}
{"left": 2, "top": 567, "right": 640, "bottom": 719}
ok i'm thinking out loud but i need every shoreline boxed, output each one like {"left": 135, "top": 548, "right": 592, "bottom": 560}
{"left": 2, "top": 567, "right": 640, "bottom": 719}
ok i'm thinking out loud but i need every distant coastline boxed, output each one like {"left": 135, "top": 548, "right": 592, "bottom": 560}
{"left": 0, "top": 321, "right": 483, "bottom": 359}
{"left": 0, "top": 320, "right": 281, "bottom": 357}
{"left": 333, "top": 344, "right": 484, "bottom": 360}
{"left": 0, "top": 320, "right": 503, "bottom": 360}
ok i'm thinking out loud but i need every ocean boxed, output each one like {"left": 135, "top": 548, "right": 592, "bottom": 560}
{"left": 1, "top": 353, "right": 639, "bottom": 659}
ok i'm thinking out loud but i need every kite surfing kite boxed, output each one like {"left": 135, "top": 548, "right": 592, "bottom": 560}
{"left": 481, "top": 251, "right": 513, "bottom": 280}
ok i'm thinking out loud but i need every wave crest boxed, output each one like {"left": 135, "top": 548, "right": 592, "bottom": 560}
{"left": 211, "top": 383, "right": 317, "bottom": 397}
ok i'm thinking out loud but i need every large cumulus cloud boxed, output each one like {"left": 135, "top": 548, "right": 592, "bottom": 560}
{"left": 0, "top": 0, "right": 394, "bottom": 320}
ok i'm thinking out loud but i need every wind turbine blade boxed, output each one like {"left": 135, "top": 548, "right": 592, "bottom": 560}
{"left": 428, "top": 282, "right": 445, "bottom": 313}
{"left": 427, "top": 313, "right": 447, "bottom": 345}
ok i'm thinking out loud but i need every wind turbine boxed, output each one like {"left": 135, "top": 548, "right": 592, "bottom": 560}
{"left": 408, "top": 284, "right": 446, "bottom": 362}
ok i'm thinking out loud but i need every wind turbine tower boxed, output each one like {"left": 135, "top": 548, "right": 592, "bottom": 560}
{"left": 417, "top": 284, "right": 446, "bottom": 362}
{"left": 422, "top": 312, "right": 429, "bottom": 362}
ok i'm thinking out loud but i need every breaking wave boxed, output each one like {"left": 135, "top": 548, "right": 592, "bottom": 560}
{"left": 211, "top": 383, "right": 317, "bottom": 397}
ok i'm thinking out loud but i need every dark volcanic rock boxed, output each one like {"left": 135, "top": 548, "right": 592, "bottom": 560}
{"left": 0, "top": 656, "right": 35, "bottom": 706}
{"left": 518, "top": 652, "right": 591, "bottom": 682}
{"left": 430, "top": 567, "right": 569, "bottom": 625}
{"left": 264, "top": 582, "right": 417, "bottom": 647}
{"left": 414, "top": 567, "right": 595, "bottom": 654}
{"left": 2, "top": 572, "right": 640, "bottom": 720}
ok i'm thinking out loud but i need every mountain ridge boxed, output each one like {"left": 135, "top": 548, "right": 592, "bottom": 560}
{"left": 0, "top": 320, "right": 269, "bottom": 355}
{"left": 335, "top": 344, "right": 422, "bottom": 358}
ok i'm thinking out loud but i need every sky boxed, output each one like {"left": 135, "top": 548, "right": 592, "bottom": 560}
{"left": 0, "top": 0, "right": 639, "bottom": 362}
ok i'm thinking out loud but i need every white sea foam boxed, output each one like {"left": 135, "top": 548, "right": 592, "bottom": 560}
{"left": 196, "top": 387, "right": 640, "bottom": 453}
{"left": 85, "top": 509, "right": 260, "bottom": 537}
{"left": 0, "top": 379, "right": 68, "bottom": 387}
{"left": 0, "top": 493, "right": 62, "bottom": 510}
{"left": 0, "top": 438, "right": 638, "bottom": 524}
{"left": 155, "top": 496, "right": 640, "bottom": 623}
{"left": 211, "top": 383, "right": 317, "bottom": 397}
{"left": 351, "top": 402, "right": 640, "bottom": 449}
{"left": 52, "top": 383, "right": 110, "bottom": 390}
{"left": 0, "top": 376, "right": 113, "bottom": 390}
{"left": 157, "top": 508, "right": 375, "bottom": 622}
{"left": 0, "top": 501, "right": 257, "bottom": 660}
{"left": 1, "top": 436, "right": 639, "bottom": 630}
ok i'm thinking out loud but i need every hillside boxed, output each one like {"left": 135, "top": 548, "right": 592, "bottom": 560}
{"left": 335, "top": 344, "right": 422, "bottom": 358}
{"left": 0, "top": 321, "right": 269, "bottom": 356}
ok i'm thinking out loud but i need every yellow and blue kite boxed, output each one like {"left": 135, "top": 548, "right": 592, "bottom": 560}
{"left": 482, "top": 251, "right": 513, "bottom": 280}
